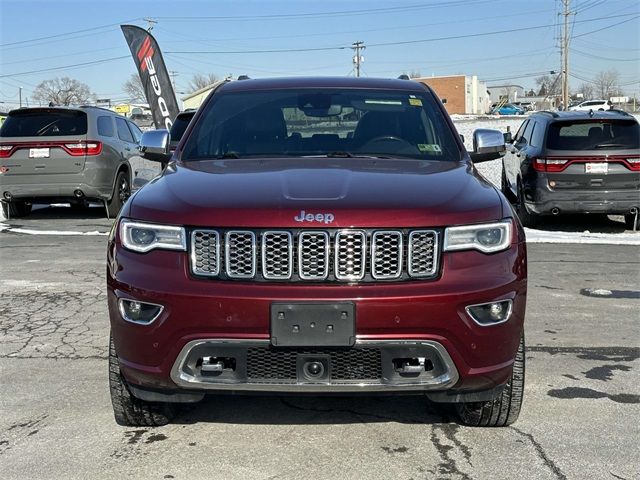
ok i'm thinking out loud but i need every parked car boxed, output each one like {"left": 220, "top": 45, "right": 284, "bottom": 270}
{"left": 107, "top": 76, "right": 527, "bottom": 428}
{"left": 502, "top": 110, "right": 639, "bottom": 228}
{"left": 568, "top": 99, "right": 612, "bottom": 111}
{"left": 169, "top": 109, "right": 196, "bottom": 151}
{"left": 493, "top": 103, "right": 525, "bottom": 115}
{"left": 0, "top": 106, "right": 158, "bottom": 217}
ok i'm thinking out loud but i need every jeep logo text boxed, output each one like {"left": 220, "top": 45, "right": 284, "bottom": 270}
{"left": 294, "top": 210, "right": 335, "bottom": 224}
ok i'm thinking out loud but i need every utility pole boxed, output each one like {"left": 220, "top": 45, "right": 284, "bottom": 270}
{"left": 560, "top": 0, "right": 572, "bottom": 110}
{"left": 169, "top": 71, "right": 179, "bottom": 90}
{"left": 144, "top": 17, "right": 157, "bottom": 32}
{"left": 351, "top": 41, "right": 365, "bottom": 77}
{"left": 19, "top": 87, "right": 22, "bottom": 108}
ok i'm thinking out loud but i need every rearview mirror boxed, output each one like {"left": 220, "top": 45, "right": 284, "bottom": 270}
{"left": 139, "top": 130, "right": 171, "bottom": 162}
{"left": 470, "top": 128, "right": 506, "bottom": 163}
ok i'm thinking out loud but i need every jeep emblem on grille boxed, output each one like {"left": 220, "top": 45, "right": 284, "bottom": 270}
{"left": 294, "top": 210, "right": 335, "bottom": 224}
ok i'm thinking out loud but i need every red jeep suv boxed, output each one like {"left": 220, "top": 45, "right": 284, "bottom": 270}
{"left": 107, "top": 77, "right": 527, "bottom": 427}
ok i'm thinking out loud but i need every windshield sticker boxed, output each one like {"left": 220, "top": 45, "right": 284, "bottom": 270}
{"left": 364, "top": 99, "right": 403, "bottom": 105}
{"left": 408, "top": 97, "right": 423, "bottom": 107}
{"left": 418, "top": 144, "right": 442, "bottom": 153}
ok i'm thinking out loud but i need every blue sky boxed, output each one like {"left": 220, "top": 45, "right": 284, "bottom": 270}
{"left": 0, "top": 0, "right": 638, "bottom": 108}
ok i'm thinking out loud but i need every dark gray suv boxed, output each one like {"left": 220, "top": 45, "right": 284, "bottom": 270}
{"left": 0, "top": 106, "right": 160, "bottom": 218}
{"left": 502, "top": 110, "right": 640, "bottom": 229}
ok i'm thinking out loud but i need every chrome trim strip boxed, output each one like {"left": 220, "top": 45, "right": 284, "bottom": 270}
{"left": 225, "top": 230, "right": 257, "bottom": 279}
{"left": 190, "top": 229, "right": 220, "bottom": 277}
{"left": 169, "top": 339, "right": 459, "bottom": 392}
{"left": 465, "top": 299, "right": 514, "bottom": 327}
{"left": 371, "top": 230, "right": 403, "bottom": 279}
{"left": 334, "top": 229, "right": 366, "bottom": 281}
{"left": 408, "top": 230, "right": 439, "bottom": 278}
{"left": 118, "top": 298, "right": 164, "bottom": 325}
{"left": 261, "top": 231, "right": 293, "bottom": 280}
{"left": 298, "top": 231, "right": 330, "bottom": 280}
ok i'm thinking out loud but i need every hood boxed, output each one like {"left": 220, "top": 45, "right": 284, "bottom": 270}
{"left": 127, "top": 157, "right": 503, "bottom": 227}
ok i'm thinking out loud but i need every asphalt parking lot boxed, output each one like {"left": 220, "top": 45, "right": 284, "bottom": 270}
{"left": 0, "top": 207, "right": 638, "bottom": 480}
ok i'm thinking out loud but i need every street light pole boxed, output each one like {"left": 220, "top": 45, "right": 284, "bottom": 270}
{"left": 19, "top": 87, "right": 22, "bottom": 108}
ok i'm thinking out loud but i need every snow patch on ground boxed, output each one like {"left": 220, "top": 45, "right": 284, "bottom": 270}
{"left": 525, "top": 228, "right": 640, "bottom": 245}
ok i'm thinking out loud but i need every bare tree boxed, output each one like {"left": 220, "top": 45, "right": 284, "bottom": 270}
{"left": 32, "top": 77, "right": 94, "bottom": 106}
{"left": 575, "top": 82, "right": 594, "bottom": 101}
{"left": 187, "top": 73, "right": 219, "bottom": 93}
{"left": 535, "top": 74, "right": 561, "bottom": 97}
{"left": 122, "top": 74, "right": 146, "bottom": 102}
{"left": 593, "top": 69, "right": 620, "bottom": 99}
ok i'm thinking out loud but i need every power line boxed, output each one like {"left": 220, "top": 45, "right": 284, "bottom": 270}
{"left": 0, "top": 18, "right": 141, "bottom": 47}
{"left": 0, "top": 56, "right": 130, "bottom": 79}
{"left": 572, "top": 48, "right": 639, "bottom": 62}
{"left": 573, "top": 14, "right": 640, "bottom": 38}
{"left": 154, "top": 1, "right": 494, "bottom": 21}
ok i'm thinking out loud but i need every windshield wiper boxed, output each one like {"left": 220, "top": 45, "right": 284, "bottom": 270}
{"left": 325, "top": 151, "right": 355, "bottom": 158}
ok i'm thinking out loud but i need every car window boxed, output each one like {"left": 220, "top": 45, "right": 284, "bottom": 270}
{"left": 182, "top": 88, "right": 461, "bottom": 161}
{"left": 547, "top": 119, "right": 640, "bottom": 150}
{"left": 530, "top": 120, "right": 545, "bottom": 148}
{"left": 0, "top": 109, "right": 87, "bottom": 137}
{"left": 170, "top": 113, "right": 195, "bottom": 143}
{"left": 127, "top": 121, "right": 143, "bottom": 143}
{"left": 116, "top": 117, "right": 134, "bottom": 143}
{"left": 514, "top": 120, "right": 528, "bottom": 143}
{"left": 97, "top": 116, "right": 114, "bottom": 137}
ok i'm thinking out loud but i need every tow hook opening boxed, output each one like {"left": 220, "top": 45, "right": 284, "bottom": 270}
{"left": 393, "top": 357, "right": 434, "bottom": 376}
{"left": 197, "top": 356, "right": 236, "bottom": 375}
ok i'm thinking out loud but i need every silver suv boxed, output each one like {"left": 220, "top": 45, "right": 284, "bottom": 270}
{"left": 0, "top": 106, "right": 160, "bottom": 217}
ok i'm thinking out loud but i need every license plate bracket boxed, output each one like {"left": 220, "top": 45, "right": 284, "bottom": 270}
{"left": 270, "top": 303, "right": 355, "bottom": 347}
{"left": 585, "top": 162, "right": 608, "bottom": 174}
{"left": 29, "top": 148, "right": 50, "bottom": 159}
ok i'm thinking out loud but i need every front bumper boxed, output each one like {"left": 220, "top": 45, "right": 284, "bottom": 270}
{"left": 108, "top": 236, "right": 527, "bottom": 396}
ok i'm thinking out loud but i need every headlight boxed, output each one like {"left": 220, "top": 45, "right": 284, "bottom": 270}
{"left": 120, "top": 219, "right": 186, "bottom": 253}
{"left": 444, "top": 220, "right": 512, "bottom": 253}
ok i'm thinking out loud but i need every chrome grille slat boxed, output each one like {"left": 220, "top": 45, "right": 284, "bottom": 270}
{"left": 191, "top": 229, "right": 220, "bottom": 276}
{"left": 225, "top": 231, "right": 256, "bottom": 278}
{"left": 262, "top": 231, "right": 293, "bottom": 280}
{"left": 298, "top": 231, "right": 330, "bottom": 280}
{"left": 335, "top": 230, "right": 366, "bottom": 281}
{"left": 371, "top": 231, "right": 403, "bottom": 279}
{"left": 191, "top": 229, "right": 438, "bottom": 282}
{"left": 408, "top": 230, "right": 438, "bottom": 277}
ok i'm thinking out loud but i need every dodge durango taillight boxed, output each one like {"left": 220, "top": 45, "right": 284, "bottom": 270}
{"left": 64, "top": 141, "right": 102, "bottom": 156}
{"left": 532, "top": 157, "right": 569, "bottom": 172}
{"left": 0, "top": 145, "right": 13, "bottom": 158}
{"left": 627, "top": 156, "right": 640, "bottom": 171}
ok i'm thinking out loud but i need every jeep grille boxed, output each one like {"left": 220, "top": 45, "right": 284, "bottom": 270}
{"left": 190, "top": 229, "right": 439, "bottom": 283}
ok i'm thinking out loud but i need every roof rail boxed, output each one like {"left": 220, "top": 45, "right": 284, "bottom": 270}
{"left": 397, "top": 74, "right": 410, "bottom": 80}
{"left": 537, "top": 110, "right": 559, "bottom": 118}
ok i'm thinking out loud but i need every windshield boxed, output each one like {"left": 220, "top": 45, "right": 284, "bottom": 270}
{"left": 0, "top": 109, "right": 87, "bottom": 137}
{"left": 547, "top": 120, "right": 640, "bottom": 150}
{"left": 181, "top": 88, "right": 460, "bottom": 161}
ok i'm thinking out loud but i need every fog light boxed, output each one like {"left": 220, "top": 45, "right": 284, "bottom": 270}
{"left": 466, "top": 300, "right": 513, "bottom": 326}
{"left": 118, "top": 298, "right": 164, "bottom": 324}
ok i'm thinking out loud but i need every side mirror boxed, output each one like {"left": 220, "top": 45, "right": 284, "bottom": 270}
{"left": 470, "top": 128, "right": 506, "bottom": 163}
{"left": 139, "top": 129, "right": 171, "bottom": 162}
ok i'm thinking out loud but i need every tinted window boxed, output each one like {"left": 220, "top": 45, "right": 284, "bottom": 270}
{"left": 0, "top": 109, "right": 87, "bottom": 137}
{"left": 547, "top": 120, "right": 640, "bottom": 150}
{"left": 97, "top": 116, "right": 114, "bottom": 137}
{"left": 127, "top": 121, "right": 143, "bottom": 143}
{"left": 116, "top": 117, "right": 134, "bottom": 143}
{"left": 530, "top": 120, "right": 545, "bottom": 147}
{"left": 170, "top": 112, "right": 195, "bottom": 143}
{"left": 521, "top": 120, "right": 535, "bottom": 144}
{"left": 514, "top": 120, "right": 528, "bottom": 143}
{"left": 182, "top": 88, "right": 461, "bottom": 161}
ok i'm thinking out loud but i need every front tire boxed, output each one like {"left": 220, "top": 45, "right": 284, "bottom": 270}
{"left": 109, "top": 335, "right": 177, "bottom": 426}
{"left": 1, "top": 201, "right": 32, "bottom": 218}
{"left": 455, "top": 334, "right": 525, "bottom": 427}
{"left": 107, "top": 171, "right": 130, "bottom": 217}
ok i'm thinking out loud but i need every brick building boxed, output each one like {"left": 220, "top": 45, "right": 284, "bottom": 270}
{"left": 413, "top": 75, "right": 491, "bottom": 115}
